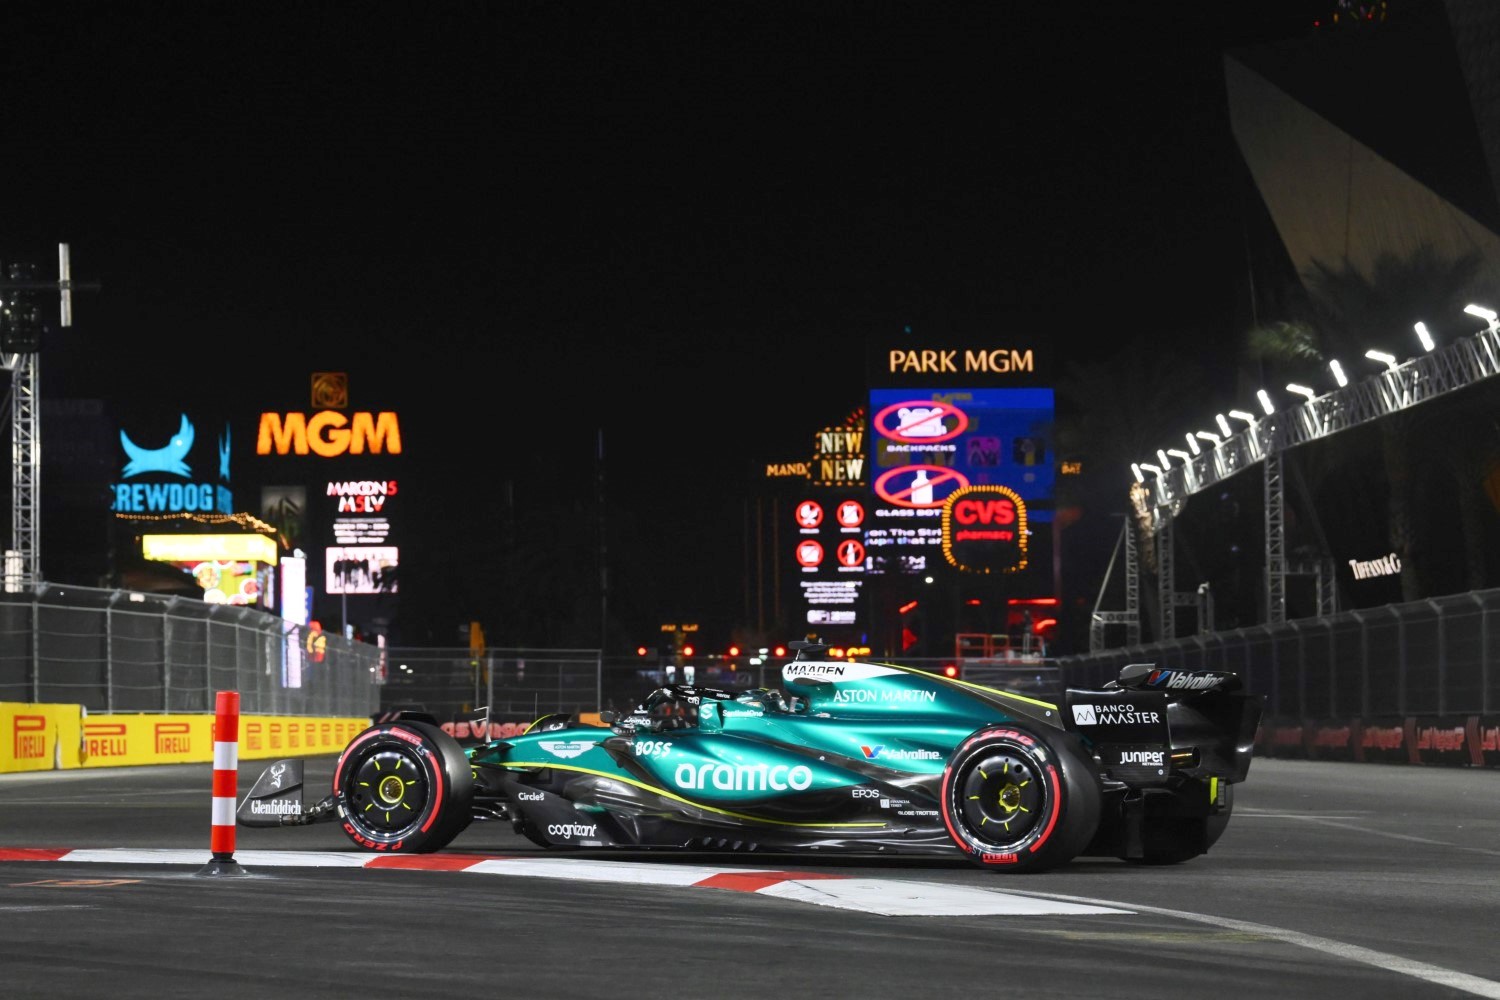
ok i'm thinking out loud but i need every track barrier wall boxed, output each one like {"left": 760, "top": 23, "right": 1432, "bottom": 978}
{"left": 0, "top": 702, "right": 368, "bottom": 772}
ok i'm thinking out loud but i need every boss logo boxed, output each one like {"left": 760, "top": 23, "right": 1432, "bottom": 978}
{"left": 633, "top": 740, "right": 674, "bottom": 757}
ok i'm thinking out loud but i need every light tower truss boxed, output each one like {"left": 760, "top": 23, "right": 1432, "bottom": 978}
{"left": 1129, "top": 319, "right": 1500, "bottom": 638}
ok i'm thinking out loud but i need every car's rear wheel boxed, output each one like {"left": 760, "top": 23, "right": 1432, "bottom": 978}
{"left": 940, "top": 724, "right": 1101, "bottom": 873}
{"left": 334, "top": 720, "right": 474, "bottom": 852}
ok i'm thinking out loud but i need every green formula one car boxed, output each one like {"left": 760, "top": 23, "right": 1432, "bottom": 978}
{"left": 240, "top": 640, "right": 1263, "bottom": 873}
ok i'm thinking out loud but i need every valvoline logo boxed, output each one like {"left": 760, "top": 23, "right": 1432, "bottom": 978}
{"left": 860, "top": 745, "right": 941, "bottom": 761}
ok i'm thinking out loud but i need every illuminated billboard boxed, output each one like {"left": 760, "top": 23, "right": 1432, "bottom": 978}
{"left": 326, "top": 545, "right": 398, "bottom": 595}
{"left": 866, "top": 388, "right": 1054, "bottom": 574}
{"left": 111, "top": 412, "right": 234, "bottom": 516}
{"left": 792, "top": 493, "right": 867, "bottom": 628}
{"left": 140, "top": 532, "right": 277, "bottom": 606}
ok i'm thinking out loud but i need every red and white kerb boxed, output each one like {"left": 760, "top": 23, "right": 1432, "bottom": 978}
{"left": 210, "top": 690, "right": 240, "bottom": 860}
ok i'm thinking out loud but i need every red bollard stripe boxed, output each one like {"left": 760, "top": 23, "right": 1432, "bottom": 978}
{"left": 210, "top": 690, "right": 241, "bottom": 861}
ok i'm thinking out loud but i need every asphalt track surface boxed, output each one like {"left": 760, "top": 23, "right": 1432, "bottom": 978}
{"left": 3, "top": 756, "right": 1500, "bottom": 1000}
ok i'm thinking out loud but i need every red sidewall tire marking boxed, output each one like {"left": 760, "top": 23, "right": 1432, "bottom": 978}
{"left": 336, "top": 724, "right": 447, "bottom": 837}
{"left": 940, "top": 727, "right": 1058, "bottom": 864}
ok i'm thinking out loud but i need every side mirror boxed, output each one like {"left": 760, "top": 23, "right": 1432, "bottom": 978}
{"left": 599, "top": 710, "right": 618, "bottom": 725}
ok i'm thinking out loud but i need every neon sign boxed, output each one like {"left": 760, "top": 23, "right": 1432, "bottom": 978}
{"left": 941, "top": 484, "right": 1029, "bottom": 574}
{"left": 256, "top": 412, "right": 402, "bottom": 457}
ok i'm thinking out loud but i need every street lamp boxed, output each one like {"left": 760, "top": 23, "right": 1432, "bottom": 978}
{"left": 1215, "top": 413, "right": 1233, "bottom": 436}
{"left": 1131, "top": 462, "right": 1145, "bottom": 482}
{"left": 1256, "top": 389, "right": 1276, "bottom": 415}
{"left": 1156, "top": 448, "right": 1171, "bottom": 469}
{"left": 1365, "top": 349, "right": 1399, "bottom": 371}
{"left": 1414, "top": 321, "right": 1435, "bottom": 352}
{"left": 1228, "top": 409, "right": 1257, "bottom": 426}
{"left": 1184, "top": 432, "right": 1201, "bottom": 455}
{"left": 1329, "top": 359, "right": 1348, "bottom": 387}
{"left": 1286, "top": 383, "right": 1316, "bottom": 401}
{"left": 1138, "top": 462, "right": 1162, "bottom": 476}
{"left": 1167, "top": 449, "right": 1192, "bottom": 463}
{"left": 1195, "top": 430, "right": 1222, "bottom": 446}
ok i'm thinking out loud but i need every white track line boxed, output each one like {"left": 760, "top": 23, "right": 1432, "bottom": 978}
{"left": 0, "top": 848, "right": 1129, "bottom": 916}
{"left": 1001, "top": 889, "right": 1500, "bottom": 1000}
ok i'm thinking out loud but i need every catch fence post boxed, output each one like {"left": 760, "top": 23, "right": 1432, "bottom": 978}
{"left": 197, "top": 689, "right": 250, "bottom": 877}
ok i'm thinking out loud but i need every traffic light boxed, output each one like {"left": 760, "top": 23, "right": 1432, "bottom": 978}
{"left": 942, "top": 663, "right": 961, "bottom": 679}
{"left": 727, "top": 645, "right": 740, "bottom": 657}
{"left": 1, "top": 261, "right": 44, "bottom": 354}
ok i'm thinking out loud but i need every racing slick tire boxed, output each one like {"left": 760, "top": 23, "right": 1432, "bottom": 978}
{"left": 1128, "top": 780, "right": 1235, "bottom": 866}
{"left": 940, "top": 724, "right": 1102, "bottom": 873}
{"left": 334, "top": 720, "right": 474, "bottom": 852}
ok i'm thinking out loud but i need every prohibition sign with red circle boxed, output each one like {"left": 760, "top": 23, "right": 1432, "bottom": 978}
{"left": 836, "top": 499, "right": 865, "bottom": 527}
{"left": 873, "top": 465, "right": 971, "bottom": 508}
{"left": 795, "top": 500, "right": 824, "bottom": 528}
{"left": 873, "top": 400, "right": 970, "bottom": 444}
{"left": 836, "top": 538, "right": 865, "bottom": 568}
{"left": 796, "top": 539, "right": 824, "bottom": 567}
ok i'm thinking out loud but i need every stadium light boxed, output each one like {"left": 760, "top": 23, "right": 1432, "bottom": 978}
{"left": 1195, "top": 430, "right": 1221, "bottom": 446}
{"left": 1184, "top": 432, "right": 1201, "bottom": 455}
{"left": 1329, "top": 359, "right": 1349, "bottom": 387}
{"left": 1156, "top": 448, "right": 1172, "bottom": 469}
{"left": 1229, "top": 409, "right": 1257, "bottom": 426}
{"left": 1139, "top": 462, "right": 1162, "bottom": 476}
{"left": 1256, "top": 389, "right": 1276, "bottom": 415}
{"left": 1414, "top": 321, "right": 1435, "bottom": 352}
{"left": 1131, "top": 462, "right": 1145, "bottom": 482}
{"left": 1464, "top": 303, "right": 1498, "bottom": 330}
{"left": 1215, "top": 413, "right": 1232, "bottom": 437}
{"left": 1167, "top": 448, "right": 1192, "bottom": 463}
{"left": 1365, "top": 349, "right": 1399, "bottom": 371}
{"left": 1286, "top": 383, "right": 1316, "bottom": 401}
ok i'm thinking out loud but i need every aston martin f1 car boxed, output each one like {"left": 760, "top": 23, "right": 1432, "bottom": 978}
{"left": 239, "top": 640, "right": 1263, "bottom": 873}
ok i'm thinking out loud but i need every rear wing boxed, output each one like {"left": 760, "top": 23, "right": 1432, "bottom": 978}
{"left": 1064, "top": 664, "right": 1263, "bottom": 785}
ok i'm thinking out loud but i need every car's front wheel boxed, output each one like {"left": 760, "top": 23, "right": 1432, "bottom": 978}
{"left": 940, "top": 724, "right": 1101, "bottom": 873}
{"left": 334, "top": 720, "right": 474, "bottom": 852}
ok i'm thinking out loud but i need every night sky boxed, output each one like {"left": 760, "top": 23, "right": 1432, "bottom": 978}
{"left": 2, "top": 2, "right": 1323, "bottom": 648}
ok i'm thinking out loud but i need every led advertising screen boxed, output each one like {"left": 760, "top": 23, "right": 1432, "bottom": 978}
{"left": 866, "top": 387, "right": 1054, "bottom": 575}
{"left": 326, "top": 545, "right": 399, "bottom": 595}
{"left": 792, "top": 492, "right": 867, "bottom": 628}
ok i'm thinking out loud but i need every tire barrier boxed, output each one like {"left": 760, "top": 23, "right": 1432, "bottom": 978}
{"left": 198, "top": 691, "right": 249, "bottom": 877}
{"left": 1257, "top": 715, "right": 1500, "bottom": 766}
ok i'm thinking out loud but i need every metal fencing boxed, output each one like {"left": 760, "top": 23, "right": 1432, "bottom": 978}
{"left": 0, "top": 583, "right": 381, "bottom": 717}
{"left": 8, "top": 580, "right": 1495, "bottom": 730}
{"left": 1056, "top": 588, "right": 1500, "bottom": 719}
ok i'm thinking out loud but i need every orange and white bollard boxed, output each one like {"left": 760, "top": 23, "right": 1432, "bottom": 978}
{"left": 198, "top": 690, "right": 250, "bottom": 877}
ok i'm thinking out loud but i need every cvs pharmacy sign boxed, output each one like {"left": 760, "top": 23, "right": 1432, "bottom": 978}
{"left": 941, "top": 484, "right": 1029, "bottom": 574}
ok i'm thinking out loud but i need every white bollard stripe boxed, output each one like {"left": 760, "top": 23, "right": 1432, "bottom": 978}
{"left": 211, "top": 797, "right": 236, "bottom": 826}
{"left": 213, "top": 741, "right": 238, "bottom": 770}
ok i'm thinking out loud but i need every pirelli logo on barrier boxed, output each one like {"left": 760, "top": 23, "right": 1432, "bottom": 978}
{"left": 84, "top": 721, "right": 129, "bottom": 761}
{"left": 155, "top": 722, "right": 192, "bottom": 755}
{"left": 13, "top": 714, "right": 46, "bottom": 761}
